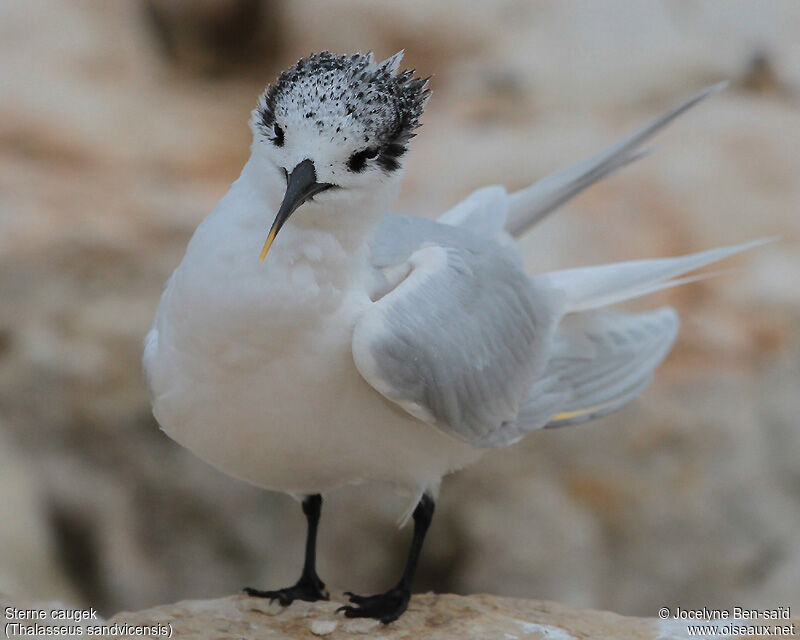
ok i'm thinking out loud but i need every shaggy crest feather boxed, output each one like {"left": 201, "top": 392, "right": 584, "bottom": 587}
{"left": 253, "top": 51, "right": 430, "bottom": 172}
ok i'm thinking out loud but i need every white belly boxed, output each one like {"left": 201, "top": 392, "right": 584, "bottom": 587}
{"left": 144, "top": 278, "right": 482, "bottom": 497}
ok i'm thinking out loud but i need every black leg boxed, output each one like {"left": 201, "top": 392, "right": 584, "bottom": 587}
{"left": 338, "top": 493, "right": 435, "bottom": 624}
{"left": 244, "top": 494, "right": 328, "bottom": 605}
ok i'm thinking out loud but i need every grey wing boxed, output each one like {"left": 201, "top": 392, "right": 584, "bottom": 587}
{"left": 449, "top": 307, "right": 678, "bottom": 448}
{"left": 523, "top": 307, "right": 678, "bottom": 426}
{"left": 355, "top": 218, "right": 560, "bottom": 447}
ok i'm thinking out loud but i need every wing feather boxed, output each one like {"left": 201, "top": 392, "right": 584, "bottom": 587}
{"left": 355, "top": 221, "right": 558, "bottom": 445}
{"left": 536, "top": 307, "right": 678, "bottom": 428}
{"left": 435, "top": 84, "right": 726, "bottom": 240}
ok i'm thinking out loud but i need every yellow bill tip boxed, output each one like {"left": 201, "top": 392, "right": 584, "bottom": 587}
{"left": 259, "top": 228, "right": 278, "bottom": 262}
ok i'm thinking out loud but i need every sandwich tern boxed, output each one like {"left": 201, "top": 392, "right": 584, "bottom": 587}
{"left": 143, "top": 51, "right": 766, "bottom": 622}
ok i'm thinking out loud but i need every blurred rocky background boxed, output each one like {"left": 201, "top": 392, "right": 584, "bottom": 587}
{"left": 1, "top": 0, "right": 798, "bottom": 619}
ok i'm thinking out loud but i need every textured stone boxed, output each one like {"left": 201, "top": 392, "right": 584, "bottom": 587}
{"left": 102, "top": 594, "right": 798, "bottom": 639}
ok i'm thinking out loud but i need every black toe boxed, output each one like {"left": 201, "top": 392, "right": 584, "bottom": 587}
{"left": 244, "top": 574, "right": 328, "bottom": 606}
{"left": 336, "top": 587, "right": 410, "bottom": 624}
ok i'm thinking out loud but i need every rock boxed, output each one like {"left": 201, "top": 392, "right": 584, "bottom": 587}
{"left": 101, "top": 594, "right": 798, "bottom": 639}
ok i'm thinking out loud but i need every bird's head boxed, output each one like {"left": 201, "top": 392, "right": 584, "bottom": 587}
{"left": 249, "top": 51, "right": 430, "bottom": 260}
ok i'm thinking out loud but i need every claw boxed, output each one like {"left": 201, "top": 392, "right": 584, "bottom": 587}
{"left": 344, "top": 592, "right": 367, "bottom": 604}
{"left": 336, "top": 605, "right": 352, "bottom": 614}
{"left": 334, "top": 587, "right": 410, "bottom": 623}
{"left": 243, "top": 579, "right": 328, "bottom": 607}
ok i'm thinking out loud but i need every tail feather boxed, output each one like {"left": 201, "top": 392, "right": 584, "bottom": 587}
{"left": 534, "top": 238, "right": 773, "bottom": 314}
{"left": 504, "top": 82, "right": 728, "bottom": 237}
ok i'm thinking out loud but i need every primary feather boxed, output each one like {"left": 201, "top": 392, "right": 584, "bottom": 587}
{"left": 437, "top": 83, "right": 728, "bottom": 243}
{"left": 533, "top": 237, "right": 772, "bottom": 314}
{"left": 540, "top": 307, "right": 680, "bottom": 428}
{"left": 504, "top": 82, "right": 728, "bottom": 236}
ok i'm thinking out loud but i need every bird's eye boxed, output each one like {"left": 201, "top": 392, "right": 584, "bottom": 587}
{"left": 347, "top": 147, "right": 379, "bottom": 172}
{"left": 272, "top": 123, "right": 284, "bottom": 147}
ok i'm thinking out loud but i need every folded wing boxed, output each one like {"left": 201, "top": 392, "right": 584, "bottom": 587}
{"left": 362, "top": 217, "right": 768, "bottom": 449}
{"left": 355, "top": 224, "right": 560, "bottom": 445}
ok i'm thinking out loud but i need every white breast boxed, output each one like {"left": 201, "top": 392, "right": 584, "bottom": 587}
{"left": 143, "top": 188, "right": 481, "bottom": 498}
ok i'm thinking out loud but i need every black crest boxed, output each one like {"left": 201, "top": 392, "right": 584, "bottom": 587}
{"left": 255, "top": 51, "right": 431, "bottom": 172}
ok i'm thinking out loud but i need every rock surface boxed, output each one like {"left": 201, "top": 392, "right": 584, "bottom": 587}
{"left": 102, "top": 594, "right": 797, "bottom": 639}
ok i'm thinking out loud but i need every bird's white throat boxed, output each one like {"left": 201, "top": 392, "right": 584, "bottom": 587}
{"left": 187, "top": 153, "right": 394, "bottom": 307}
